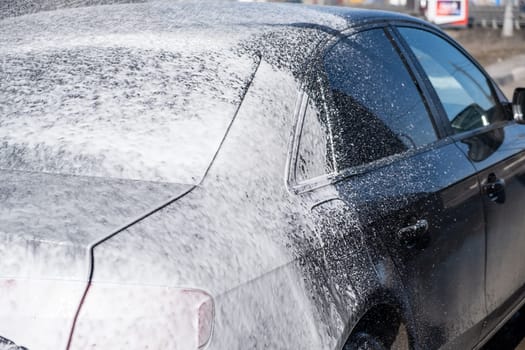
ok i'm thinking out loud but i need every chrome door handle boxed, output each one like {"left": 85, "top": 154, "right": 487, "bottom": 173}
{"left": 397, "top": 219, "right": 429, "bottom": 248}
{"left": 483, "top": 173, "right": 506, "bottom": 204}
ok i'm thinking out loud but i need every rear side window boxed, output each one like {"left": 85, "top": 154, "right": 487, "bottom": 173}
{"left": 398, "top": 27, "right": 506, "bottom": 134}
{"left": 323, "top": 28, "right": 437, "bottom": 171}
{"left": 295, "top": 98, "right": 334, "bottom": 182}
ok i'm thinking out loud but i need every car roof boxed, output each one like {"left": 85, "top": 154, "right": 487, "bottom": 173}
{"left": 0, "top": 1, "right": 431, "bottom": 184}
{"left": 0, "top": 2, "right": 432, "bottom": 73}
{"left": 0, "top": 1, "right": 427, "bottom": 42}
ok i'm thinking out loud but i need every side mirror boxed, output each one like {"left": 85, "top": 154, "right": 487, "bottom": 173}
{"left": 513, "top": 88, "right": 525, "bottom": 124}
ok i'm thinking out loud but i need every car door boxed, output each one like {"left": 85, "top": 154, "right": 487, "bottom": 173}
{"left": 396, "top": 25, "right": 525, "bottom": 342}
{"left": 316, "top": 26, "right": 487, "bottom": 349}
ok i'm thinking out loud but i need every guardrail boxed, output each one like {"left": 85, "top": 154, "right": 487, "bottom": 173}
{"left": 470, "top": 6, "right": 525, "bottom": 28}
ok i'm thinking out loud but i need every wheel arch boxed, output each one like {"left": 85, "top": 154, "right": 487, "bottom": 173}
{"left": 342, "top": 290, "right": 416, "bottom": 350}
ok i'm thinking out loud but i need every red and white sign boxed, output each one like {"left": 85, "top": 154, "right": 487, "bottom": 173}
{"left": 426, "top": 0, "right": 469, "bottom": 27}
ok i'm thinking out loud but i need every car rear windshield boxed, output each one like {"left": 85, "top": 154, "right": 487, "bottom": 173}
{"left": 0, "top": 42, "right": 256, "bottom": 184}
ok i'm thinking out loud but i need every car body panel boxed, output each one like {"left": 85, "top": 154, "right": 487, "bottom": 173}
{"left": 337, "top": 143, "right": 486, "bottom": 349}
{"left": 71, "top": 61, "right": 345, "bottom": 349}
{"left": 1, "top": 2, "right": 525, "bottom": 349}
{"left": 391, "top": 21, "right": 525, "bottom": 347}
{"left": 305, "top": 21, "right": 488, "bottom": 348}
{"left": 0, "top": 18, "right": 258, "bottom": 185}
{"left": 0, "top": 169, "right": 192, "bottom": 349}
{"left": 455, "top": 123, "right": 525, "bottom": 339}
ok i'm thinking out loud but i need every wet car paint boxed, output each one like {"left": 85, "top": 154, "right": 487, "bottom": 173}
{"left": 1, "top": 2, "right": 525, "bottom": 350}
{"left": 0, "top": 170, "right": 191, "bottom": 348}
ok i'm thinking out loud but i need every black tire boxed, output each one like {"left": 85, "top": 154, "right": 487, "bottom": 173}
{"left": 344, "top": 332, "right": 387, "bottom": 350}
{"left": 344, "top": 323, "right": 410, "bottom": 350}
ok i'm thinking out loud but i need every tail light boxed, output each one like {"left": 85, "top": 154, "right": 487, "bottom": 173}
{"left": 196, "top": 291, "right": 214, "bottom": 348}
{"left": 69, "top": 283, "right": 214, "bottom": 349}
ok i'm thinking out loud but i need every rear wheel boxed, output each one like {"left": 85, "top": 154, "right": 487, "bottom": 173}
{"left": 344, "top": 323, "right": 409, "bottom": 350}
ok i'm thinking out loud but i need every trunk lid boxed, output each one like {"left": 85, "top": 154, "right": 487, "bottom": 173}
{"left": 0, "top": 169, "right": 192, "bottom": 349}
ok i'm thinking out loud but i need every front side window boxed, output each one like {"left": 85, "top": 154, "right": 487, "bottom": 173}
{"left": 398, "top": 27, "right": 506, "bottom": 134}
{"left": 323, "top": 28, "right": 437, "bottom": 171}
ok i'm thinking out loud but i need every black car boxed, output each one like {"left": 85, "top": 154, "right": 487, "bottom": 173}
{"left": 0, "top": 2, "right": 525, "bottom": 349}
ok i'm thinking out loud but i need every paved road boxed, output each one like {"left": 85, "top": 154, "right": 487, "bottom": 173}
{"left": 500, "top": 78, "right": 525, "bottom": 102}
{"left": 486, "top": 54, "right": 525, "bottom": 101}
{"left": 497, "top": 73, "right": 524, "bottom": 104}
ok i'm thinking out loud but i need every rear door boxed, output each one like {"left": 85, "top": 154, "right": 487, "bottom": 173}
{"left": 318, "top": 25, "right": 487, "bottom": 349}
{"left": 396, "top": 25, "right": 525, "bottom": 340}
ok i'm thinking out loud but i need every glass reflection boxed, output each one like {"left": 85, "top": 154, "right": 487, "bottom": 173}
{"left": 461, "top": 127, "right": 504, "bottom": 162}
